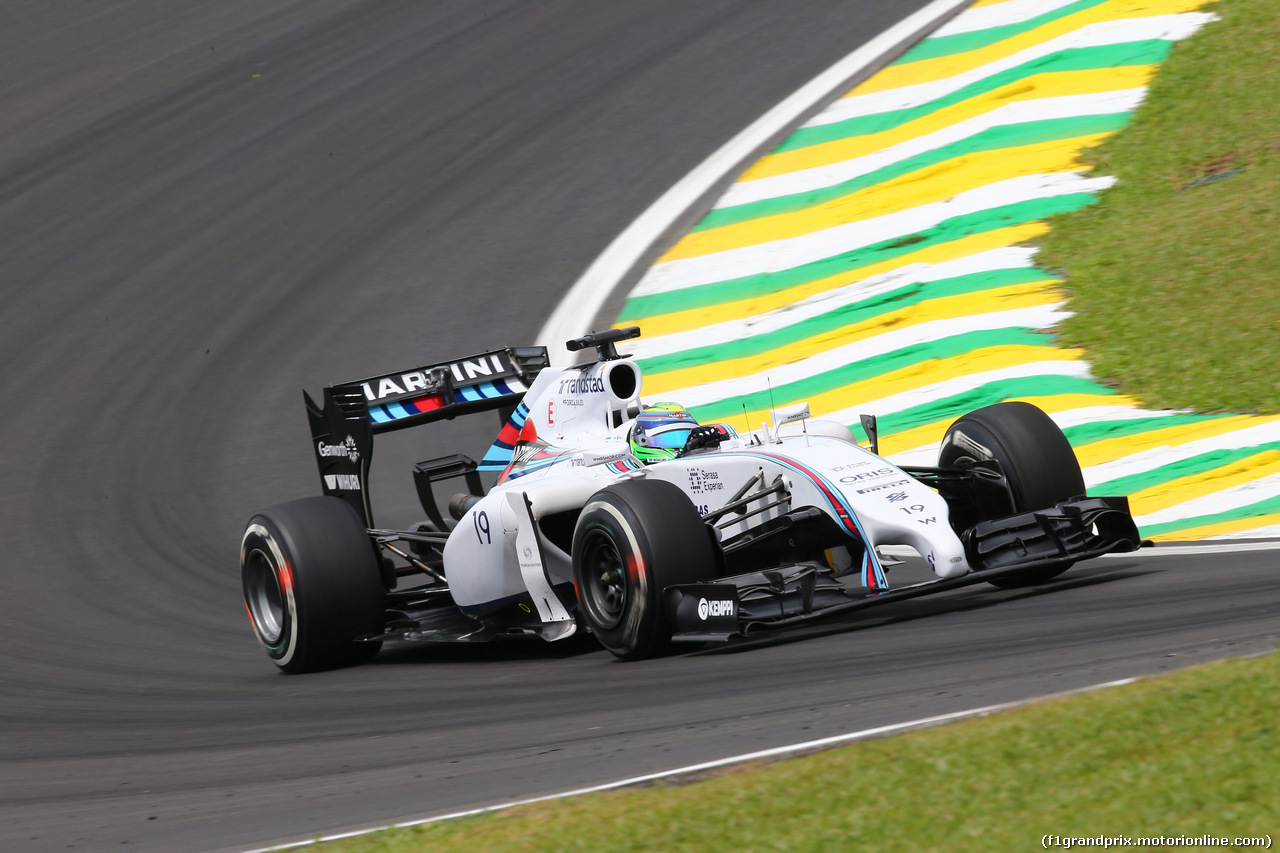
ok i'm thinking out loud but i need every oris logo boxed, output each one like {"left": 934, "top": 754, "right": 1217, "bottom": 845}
{"left": 838, "top": 467, "right": 897, "bottom": 483}
{"left": 698, "top": 598, "right": 735, "bottom": 620}
{"left": 547, "top": 400, "right": 556, "bottom": 425}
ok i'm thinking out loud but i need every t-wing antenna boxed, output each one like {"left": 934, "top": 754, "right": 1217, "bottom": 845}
{"left": 566, "top": 326, "right": 641, "bottom": 361}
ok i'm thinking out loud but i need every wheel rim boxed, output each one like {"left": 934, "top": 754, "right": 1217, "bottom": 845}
{"left": 580, "top": 528, "right": 627, "bottom": 630}
{"left": 244, "top": 547, "right": 285, "bottom": 645}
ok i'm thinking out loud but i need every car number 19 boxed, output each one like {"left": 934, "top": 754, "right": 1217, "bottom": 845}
{"left": 473, "top": 510, "right": 491, "bottom": 544}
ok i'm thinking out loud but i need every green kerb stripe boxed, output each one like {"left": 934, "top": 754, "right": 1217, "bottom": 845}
{"left": 778, "top": 40, "right": 1172, "bottom": 153}
{"left": 1063, "top": 413, "right": 1232, "bottom": 447}
{"left": 896, "top": 0, "right": 1111, "bottom": 64}
{"left": 637, "top": 268, "right": 1054, "bottom": 375}
{"left": 692, "top": 355, "right": 1098, "bottom": 427}
{"left": 1090, "top": 443, "right": 1280, "bottom": 497}
{"left": 620, "top": 192, "right": 1097, "bottom": 322}
{"left": 874, "top": 375, "right": 1110, "bottom": 439}
{"left": 696, "top": 112, "right": 1131, "bottom": 231}
{"left": 1139, "top": 492, "right": 1280, "bottom": 539}
{"left": 656, "top": 328, "right": 1057, "bottom": 415}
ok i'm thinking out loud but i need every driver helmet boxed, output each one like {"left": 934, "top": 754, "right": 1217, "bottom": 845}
{"left": 629, "top": 402, "right": 698, "bottom": 464}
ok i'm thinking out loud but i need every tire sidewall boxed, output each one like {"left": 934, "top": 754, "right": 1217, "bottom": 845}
{"left": 572, "top": 479, "right": 716, "bottom": 660}
{"left": 941, "top": 401, "right": 1084, "bottom": 512}
{"left": 240, "top": 497, "right": 384, "bottom": 673}
{"left": 241, "top": 518, "right": 301, "bottom": 666}
{"left": 574, "top": 494, "right": 655, "bottom": 658}
{"left": 940, "top": 402, "right": 1086, "bottom": 586}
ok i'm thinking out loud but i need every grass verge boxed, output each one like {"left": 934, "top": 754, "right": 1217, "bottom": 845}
{"left": 300, "top": 651, "right": 1279, "bottom": 852}
{"left": 1037, "top": 0, "right": 1280, "bottom": 414}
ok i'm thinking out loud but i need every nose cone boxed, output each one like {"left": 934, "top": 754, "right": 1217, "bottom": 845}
{"left": 928, "top": 538, "right": 970, "bottom": 578}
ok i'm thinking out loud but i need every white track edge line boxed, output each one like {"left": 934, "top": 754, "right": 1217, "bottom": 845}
{"left": 1102, "top": 541, "right": 1280, "bottom": 558}
{"left": 876, "top": 540, "right": 1280, "bottom": 559}
{"left": 240, "top": 542, "right": 1276, "bottom": 853}
{"left": 535, "top": 0, "right": 974, "bottom": 367}
{"left": 243, "top": 676, "right": 1141, "bottom": 853}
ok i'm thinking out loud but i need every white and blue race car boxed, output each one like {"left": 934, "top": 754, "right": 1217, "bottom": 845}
{"left": 241, "top": 327, "right": 1140, "bottom": 672}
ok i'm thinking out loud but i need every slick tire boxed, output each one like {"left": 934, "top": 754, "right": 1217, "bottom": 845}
{"left": 940, "top": 401, "right": 1086, "bottom": 588}
{"left": 241, "top": 497, "right": 385, "bottom": 673}
{"left": 572, "top": 479, "right": 717, "bottom": 661}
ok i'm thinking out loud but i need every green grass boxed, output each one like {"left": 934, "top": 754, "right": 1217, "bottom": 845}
{"left": 1036, "top": 0, "right": 1280, "bottom": 414}
{"left": 300, "top": 652, "right": 1280, "bottom": 852}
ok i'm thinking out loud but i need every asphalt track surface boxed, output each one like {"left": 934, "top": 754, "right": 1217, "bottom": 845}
{"left": 1, "top": 3, "right": 1277, "bottom": 852}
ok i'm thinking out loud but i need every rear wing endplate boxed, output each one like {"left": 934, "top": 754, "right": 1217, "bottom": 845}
{"left": 304, "top": 346, "right": 549, "bottom": 525}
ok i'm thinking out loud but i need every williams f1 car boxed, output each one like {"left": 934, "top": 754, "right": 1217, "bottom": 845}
{"left": 241, "top": 327, "right": 1141, "bottom": 672}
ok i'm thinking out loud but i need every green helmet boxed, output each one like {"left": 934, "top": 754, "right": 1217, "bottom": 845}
{"left": 629, "top": 403, "right": 698, "bottom": 464}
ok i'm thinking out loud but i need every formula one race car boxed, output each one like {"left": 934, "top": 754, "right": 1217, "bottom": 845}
{"left": 241, "top": 327, "right": 1141, "bottom": 672}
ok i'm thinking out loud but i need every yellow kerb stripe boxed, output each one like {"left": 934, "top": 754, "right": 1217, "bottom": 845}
{"left": 746, "top": 65, "right": 1154, "bottom": 181}
{"left": 666, "top": 133, "right": 1109, "bottom": 261}
{"left": 878, "top": 394, "right": 1140, "bottom": 461}
{"left": 1009, "top": 392, "right": 1145, "bottom": 417}
{"left": 1074, "top": 414, "right": 1280, "bottom": 469}
{"left": 715, "top": 344, "right": 1084, "bottom": 430}
{"left": 882, "top": 418, "right": 954, "bottom": 453}
{"left": 1149, "top": 512, "right": 1280, "bottom": 542}
{"left": 1128, "top": 450, "right": 1280, "bottom": 516}
{"left": 642, "top": 281, "right": 1064, "bottom": 396}
{"left": 852, "top": 0, "right": 1210, "bottom": 95}
{"left": 626, "top": 222, "right": 1050, "bottom": 337}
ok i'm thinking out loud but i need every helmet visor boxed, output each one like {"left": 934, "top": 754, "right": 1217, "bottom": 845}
{"left": 645, "top": 425, "right": 694, "bottom": 449}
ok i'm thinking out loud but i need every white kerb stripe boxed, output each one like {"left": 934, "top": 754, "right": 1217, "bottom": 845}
{"left": 671, "top": 360, "right": 1090, "bottom": 422}
{"left": 1208, "top": 526, "right": 1280, "bottom": 540}
{"left": 1083, "top": 419, "right": 1280, "bottom": 486}
{"left": 1048, "top": 404, "right": 1182, "bottom": 430}
{"left": 1134, "top": 473, "right": 1280, "bottom": 528}
{"left": 635, "top": 172, "right": 1114, "bottom": 296}
{"left": 720, "top": 88, "right": 1145, "bottom": 209}
{"left": 933, "top": 0, "right": 1092, "bottom": 38}
{"left": 627, "top": 247, "right": 1041, "bottom": 362}
{"left": 794, "top": 360, "right": 1094, "bottom": 426}
{"left": 807, "top": 14, "right": 1217, "bottom": 127}
{"left": 886, "top": 405, "right": 1185, "bottom": 470}
{"left": 660, "top": 303, "right": 1070, "bottom": 409}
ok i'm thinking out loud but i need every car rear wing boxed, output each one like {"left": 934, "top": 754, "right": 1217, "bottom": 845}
{"left": 304, "top": 346, "right": 550, "bottom": 525}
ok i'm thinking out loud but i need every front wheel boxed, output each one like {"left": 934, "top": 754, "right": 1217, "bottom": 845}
{"left": 572, "top": 479, "right": 717, "bottom": 660}
{"left": 241, "top": 496, "right": 385, "bottom": 673}
{"left": 940, "top": 402, "right": 1085, "bottom": 588}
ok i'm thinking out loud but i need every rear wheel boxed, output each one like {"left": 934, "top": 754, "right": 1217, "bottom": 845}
{"left": 940, "top": 402, "right": 1085, "bottom": 588}
{"left": 241, "top": 497, "right": 385, "bottom": 673}
{"left": 572, "top": 479, "right": 717, "bottom": 660}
